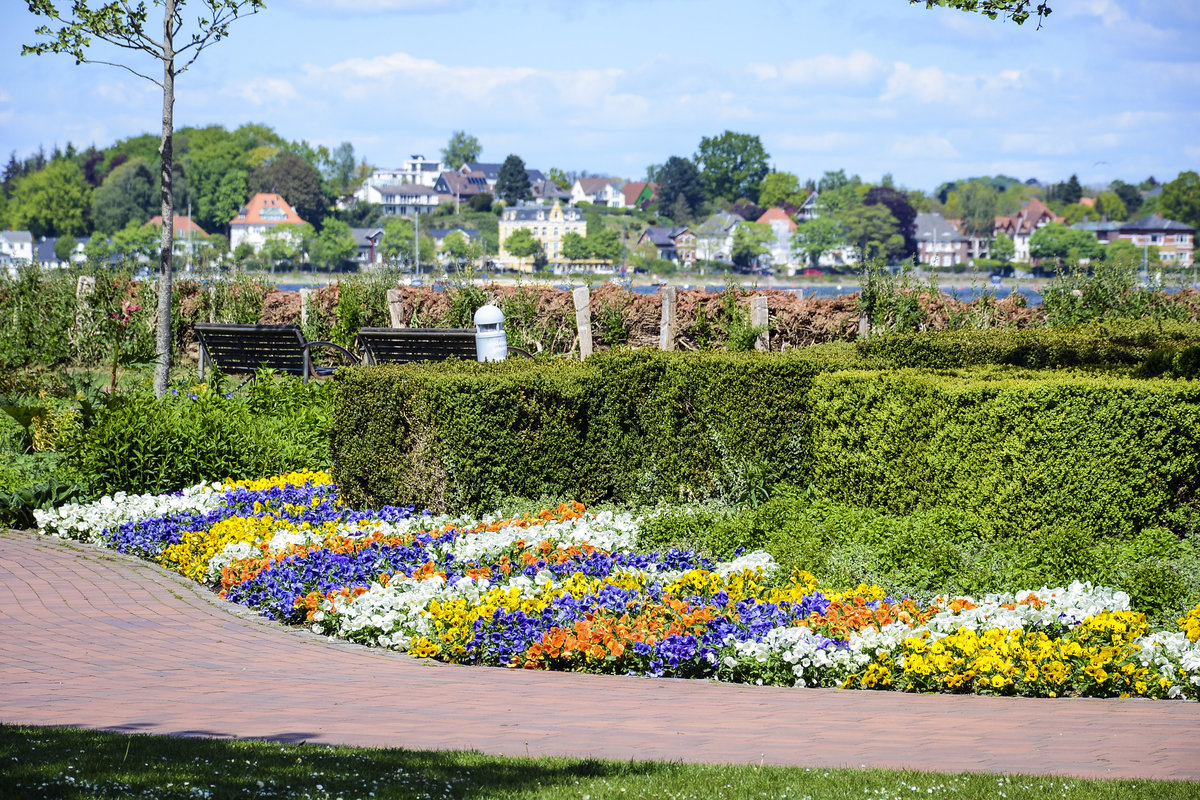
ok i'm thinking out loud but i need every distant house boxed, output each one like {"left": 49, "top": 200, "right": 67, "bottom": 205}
{"left": 460, "top": 162, "right": 545, "bottom": 194}
{"left": 915, "top": 213, "right": 970, "bottom": 267}
{"left": 351, "top": 227, "right": 384, "bottom": 266}
{"left": 0, "top": 230, "right": 34, "bottom": 265}
{"left": 531, "top": 179, "right": 572, "bottom": 205}
{"left": 1071, "top": 220, "right": 1125, "bottom": 245}
{"left": 498, "top": 202, "right": 586, "bottom": 272}
{"left": 571, "top": 177, "right": 623, "bottom": 207}
{"left": 229, "top": 193, "right": 306, "bottom": 252}
{"left": 757, "top": 208, "right": 797, "bottom": 269}
{"left": 622, "top": 181, "right": 657, "bottom": 211}
{"left": 356, "top": 156, "right": 444, "bottom": 195}
{"left": 796, "top": 191, "right": 820, "bottom": 221}
{"left": 693, "top": 211, "right": 744, "bottom": 263}
{"left": 435, "top": 170, "right": 490, "bottom": 206}
{"left": 429, "top": 227, "right": 481, "bottom": 249}
{"left": 1113, "top": 215, "right": 1194, "bottom": 266}
{"left": 637, "top": 226, "right": 696, "bottom": 266}
{"left": 358, "top": 183, "right": 439, "bottom": 216}
{"left": 147, "top": 215, "right": 209, "bottom": 259}
{"left": 994, "top": 197, "right": 1063, "bottom": 263}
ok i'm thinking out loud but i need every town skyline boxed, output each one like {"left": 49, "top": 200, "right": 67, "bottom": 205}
{"left": 1, "top": 0, "right": 1198, "bottom": 192}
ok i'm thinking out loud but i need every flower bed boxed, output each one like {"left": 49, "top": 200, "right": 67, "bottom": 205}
{"left": 36, "top": 472, "right": 1200, "bottom": 700}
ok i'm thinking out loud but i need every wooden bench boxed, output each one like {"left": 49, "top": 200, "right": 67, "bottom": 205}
{"left": 356, "top": 327, "right": 532, "bottom": 365}
{"left": 194, "top": 323, "right": 359, "bottom": 383}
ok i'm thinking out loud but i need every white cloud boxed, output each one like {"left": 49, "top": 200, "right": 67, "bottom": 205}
{"left": 317, "top": 53, "right": 540, "bottom": 103}
{"left": 0, "top": 87, "right": 11, "bottom": 103}
{"left": 748, "top": 50, "right": 887, "bottom": 86}
{"left": 236, "top": 78, "right": 299, "bottom": 107}
{"left": 1000, "top": 133, "right": 1078, "bottom": 156}
{"left": 880, "top": 63, "right": 1026, "bottom": 111}
{"left": 891, "top": 134, "right": 958, "bottom": 160}
{"left": 775, "top": 132, "right": 861, "bottom": 152}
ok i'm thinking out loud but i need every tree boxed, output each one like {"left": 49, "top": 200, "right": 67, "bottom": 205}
{"left": 561, "top": 231, "right": 590, "bottom": 261}
{"left": 1110, "top": 180, "right": 1143, "bottom": 216}
{"left": 8, "top": 159, "right": 91, "bottom": 237}
{"left": 758, "top": 171, "right": 806, "bottom": 209}
{"left": 111, "top": 220, "right": 160, "bottom": 262}
{"left": 325, "top": 142, "right": 356, "bottom": 195}
{"left": 250, "top": 152, "right": 327, "bottom": 229}
{"left": 1061, "top": 173, "right": 1083, "bottom": 205}
{"left": 309, "top": 218, "right": 356, "bottom": 272}
{"left": 1160, "top": 171, "right": 1200, "bottom": 229}
{"left": 1095, "top": 191, "right": 1128, "bottom": 222}
{"left": 589, "top": 228, "right": 621, "bottom": 263}
{"left": 495, "top": 155, "right": 532, "bottom": 205}
{"left": 24, "top": 0, "right": 265, "bottom": 397}
{"left": 442, "top": 231, "right": 480, "bottom": 268}
{"left": 841, "top": 204, "right": 905, "bottom": 262}
{"left": 261, "top": 224, "right": 301, "bottom": 270}
{"left": 504, "top": 227, "right": 542, "bottom": 269}
{"left": 946, "top": 181, "right": 998, "bottom": 257}
{"left": 1029, "top": 222, "right": 1102, "bottom": 263}
{"left": 467, "top": 192, "right": 493, "bottom": 213}
{"left": 694, "top": 131, "right": 770, "bottom": 203}
{"left": 791, "top": 216, "right": 844, "bottom": 268}
{"left": 54, "top": 234, "right": 77, "bottom": 263}
{"left": 655, "top": 156, "right": 704, "bottom": 216}
{"left": 380, "top": 216, "right": 415, "bottom": 265}
{"left": 92, "top": 158, "right": 156, "bottom": 233}
{"left": 992, "top": 232, "right": 1015, "bottom": 264}
{"left": 914, "top": 1, "right": 1051, "bottom": 25}
{"left": 731, "top": 222, "right": 773, "bottom": 269}
{"left": 545, "top": 167, "right": 570, "bottom": 191}
{"left": 441, "top": 131, "right": 482, "bottom": 171}
{"left": 864, "top": 185, "right": 918, "bottom": 259}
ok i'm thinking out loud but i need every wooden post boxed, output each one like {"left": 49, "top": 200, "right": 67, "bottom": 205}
{"left": 208, "top": 285, "right": 217, "bottom": 323}
{"left": 573, "top": 286, "right": 592, "bottom": 359}
{"left": 659, "top": 286, "right": 677, "bottom": 350}
{"left": 386, "top": 288, "right": 405, "bottom": 327}
{"left": 299, "top": 288, "right": 312, "bottom": 328}
{"left": 750, "top": 295, "right": 769, "bottom": 352}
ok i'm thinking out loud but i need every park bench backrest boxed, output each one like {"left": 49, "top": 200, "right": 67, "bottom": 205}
{"left": 356, "top": 327, "right": 477, "bottom": 365}
{"left": 195, "top": 323, "right": 309, "bottom": 377}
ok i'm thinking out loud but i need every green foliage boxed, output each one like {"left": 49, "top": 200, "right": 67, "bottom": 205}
{"left": 654, "top": 156, "right": 705, "bottom": 216}
{"left": 1159, "top": 170, "right": 1200, "bottom": 229}
{"left": 0, "top": 264, "right": 80, "bottom": 368}
{"left": 791, "top": 216, "right": 845, "bottom": 268}
{"left": 91, "top": 159, "right": 156, "bottom": 234}
{"left": 8, "top": 159, "right": 91, "bottom": 237}
{"left": 730, "top": 222, "right": 773, "bottom": 269}
{"left": 330, "top": 349, "right": 832, "bottom": 514}
{"left": 495, "top": 155, "right": 532, "bottom": 205}
{"left": 70, "top": 377, "right": 332, "bottom": 498}
{"left": 1030, "top": 222, "right": 1103, "bottom": 263}
{"left": 758, "top": 171, "right": 805, "bottom": 209}
{"left": 806, "top": 370, "right": 1200, "bottom": 543}
{"left": 916, "top": 1, "right": 1052, "bottom": 26}
{"left": 504, "top": 228, "right": 542, "bottom": 260}
{"left": 1040, "top": 258, "right": 1182, "bottom": 325}
{"left": 694, "top": 131, "right": 770, "bottom": 204}
{"left": 441, "top": 131, "right": 482, "bottom": 171}
{"left": 250, "top": 153, "right": 327, "bottom": 229}
{"left": 842, "top": 205, "right": 905, "bottom": 262}
{"left": 855, "top": 320, "right": 1200, "bottom": 371}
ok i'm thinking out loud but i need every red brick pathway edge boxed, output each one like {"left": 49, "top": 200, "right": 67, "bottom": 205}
{"left": 2, "top": 529, "right": 1198, "bottom": 782}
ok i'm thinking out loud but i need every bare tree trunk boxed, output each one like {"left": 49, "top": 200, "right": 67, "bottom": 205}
{"left": 153, "top": 2, "right": 177, "bottom": 397}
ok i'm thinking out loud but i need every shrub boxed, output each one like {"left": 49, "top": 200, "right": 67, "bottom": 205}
{"left": 70, "top": 376, "right": 332, "bottom": 498}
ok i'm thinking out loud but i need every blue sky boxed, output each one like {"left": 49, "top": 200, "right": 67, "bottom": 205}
{"left": 1, "top": 0, "right": 1197, "bottom": 194}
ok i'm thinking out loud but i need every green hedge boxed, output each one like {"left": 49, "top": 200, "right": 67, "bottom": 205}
{"left": 331, "top": 344, "right": 1200, "bottom": 539}
{"left": 807, "top": 369, "right": 1200, "bottom": 540}
{"left": 330, "top": 347, "right": 857, "bottom": 514}
{"left": 855, "top": 320, "right": 1200, "bottom": 372}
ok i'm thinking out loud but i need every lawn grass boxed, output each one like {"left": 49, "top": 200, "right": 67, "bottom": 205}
{"left": 2, "top": 725, "right": 1194, "bottom": 800}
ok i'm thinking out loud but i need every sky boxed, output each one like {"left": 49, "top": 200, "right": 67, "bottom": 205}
{"left": 1, "top": 0, "right": 1198, "bottom": 194}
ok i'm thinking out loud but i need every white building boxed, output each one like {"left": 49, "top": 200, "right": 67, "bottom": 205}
{"left": 358, "top": 183, "right": 440, "bottom": 216}
{"left": 229, "top": 193, "right": 306, "bottom": 251}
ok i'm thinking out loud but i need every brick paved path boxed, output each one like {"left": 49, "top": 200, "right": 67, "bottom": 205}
{"left": 2, "top": 529, "right": 1198, "bottom": 781}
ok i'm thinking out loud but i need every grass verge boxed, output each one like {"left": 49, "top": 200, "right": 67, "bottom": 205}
{"left": 2, "top": 725, "right": 1194, "bottom": 800}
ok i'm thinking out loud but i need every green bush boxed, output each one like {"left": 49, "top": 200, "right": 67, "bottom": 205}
{"left": 856, "top": 320, "right": 1200, "bottom": 371}
{"left": 331, "top": 348, "right": 855, "bottom": 514}
{"left": 70, "top": 376, "right": 332, "bottom": 498}
{"left": 806, "top": 369, "right": 1200, "bottom": 541}
{"left": 0, "top": 265, "right": 83, "bottom": 368}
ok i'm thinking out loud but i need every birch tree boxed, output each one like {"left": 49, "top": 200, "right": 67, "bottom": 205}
{"left": 23, "top": 0, "right": 264, "bottom": 396}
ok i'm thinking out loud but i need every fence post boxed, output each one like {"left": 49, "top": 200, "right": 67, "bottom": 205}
{"left": 208, "top": 285, "right": 217, "bottom": 323}
{"left": 750, "top": 295, "right": 769, "bottom": 351}
{"left": 300, "top": 288, "right": 311, "bottom": 328}
{"left": 659, "top": 285, "right": 677, "bottom": 350}
{"left": 573, "top": 286, "right": 592, "bottom": 359}
{"left": 386, "top": 288, "right": 405, "bottom": 327}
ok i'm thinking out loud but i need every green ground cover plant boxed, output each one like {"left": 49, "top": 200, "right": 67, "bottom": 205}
{"left": 4, "top": 725, "right": 1195, "bottom": 800}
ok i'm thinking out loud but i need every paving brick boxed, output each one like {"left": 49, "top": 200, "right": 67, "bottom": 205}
{"left": 2, "top": 528, "right": 1198, "bottom": 781}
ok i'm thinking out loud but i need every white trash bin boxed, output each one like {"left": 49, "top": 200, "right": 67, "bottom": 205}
{"left": 474, "top": 304, "right": 508, "bottom": 362}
